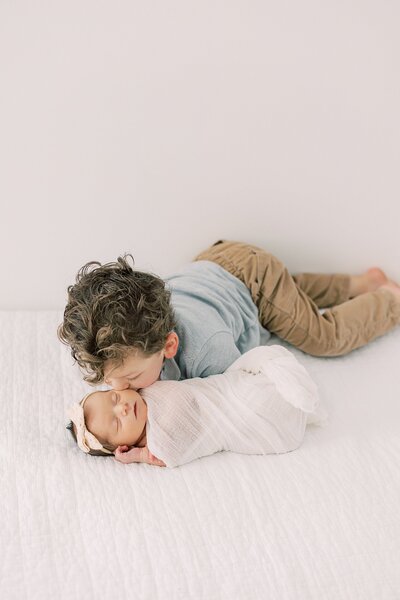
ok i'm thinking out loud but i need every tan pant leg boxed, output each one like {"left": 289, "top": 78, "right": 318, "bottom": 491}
{"left": 292, "top": 272, "right": 350, "bottom": 308}
{"left": 194, "top": 240, "right": 400, "bottom": 357}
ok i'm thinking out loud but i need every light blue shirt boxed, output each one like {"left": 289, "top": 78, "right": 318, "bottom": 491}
{"left": 160, "top": 260, "right": 270, "bottom": 381}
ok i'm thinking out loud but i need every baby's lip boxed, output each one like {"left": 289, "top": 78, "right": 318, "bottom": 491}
{"left": 134, "top": 402, "right": 137, "bottom": 419}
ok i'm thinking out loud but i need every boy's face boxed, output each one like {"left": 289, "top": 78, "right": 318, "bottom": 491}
{"left": 103, "top": 332, "right": 179, "bottom": 391}
{"left": 84, "top": 389, "right": 147, "bottom": 449}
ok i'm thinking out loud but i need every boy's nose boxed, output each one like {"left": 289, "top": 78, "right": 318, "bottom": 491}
{"left": 107, "top": 379, "right": 130, "bottom": 391}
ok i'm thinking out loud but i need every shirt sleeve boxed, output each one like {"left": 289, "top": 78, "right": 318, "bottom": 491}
{"left": 189, "top": 331, "right": 242, "bottom": 378}
{"left": 225, "top": 345, "right": 292, "bottom": 374}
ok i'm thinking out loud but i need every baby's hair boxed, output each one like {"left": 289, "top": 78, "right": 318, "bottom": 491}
{"left": 66, "top": 420, "right": 115, "bottom": 457}
{"left": 58, "top": 253, "right": 176, "bottom": 384}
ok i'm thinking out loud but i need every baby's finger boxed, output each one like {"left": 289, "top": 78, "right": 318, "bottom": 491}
{"left": 148, "top": 451, "right": 166, "bottom": 467}
{"left": 114, "top": 446, "right": 133, "bottom": 463}
{"left": 118, "top": 445, "right": 129, "bottom": 452}
{"left": 114, "top": 451, "right": 126, "bottom": 463}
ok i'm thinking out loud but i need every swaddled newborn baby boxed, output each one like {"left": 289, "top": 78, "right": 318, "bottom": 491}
{"left": 67, "top": 345, "right": 326, "bottom": 468}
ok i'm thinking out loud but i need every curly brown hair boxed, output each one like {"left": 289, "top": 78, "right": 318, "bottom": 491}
{"left": 58, "top": 254, "right": 176, "bottom": 384}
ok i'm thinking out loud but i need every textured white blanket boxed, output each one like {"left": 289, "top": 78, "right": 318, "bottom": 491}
{"left": 1, "top": 312, "right": 399, "bottom": 600}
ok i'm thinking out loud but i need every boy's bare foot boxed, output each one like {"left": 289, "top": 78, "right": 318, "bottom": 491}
{"left": 349, "top": 267, "right": 388, "bottom": 298}
{"left": 378, "top": 280, "right": 400, "bottom": 300}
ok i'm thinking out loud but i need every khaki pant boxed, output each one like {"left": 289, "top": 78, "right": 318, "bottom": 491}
{"left": 194, "top": 240, "right": 400, "bottom": 357}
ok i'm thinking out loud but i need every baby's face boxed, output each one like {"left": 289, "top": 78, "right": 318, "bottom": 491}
{"left": 84, "top": 389, "right": 147, "bottom": 450}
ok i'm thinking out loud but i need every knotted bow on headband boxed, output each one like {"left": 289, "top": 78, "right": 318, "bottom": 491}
{"left": 67, "top": 393, "right": 113, "bottom": 455}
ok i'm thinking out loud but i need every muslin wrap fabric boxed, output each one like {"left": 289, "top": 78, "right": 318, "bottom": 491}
{"left": 141, "top": 345, "right": 326, "bottom": 468}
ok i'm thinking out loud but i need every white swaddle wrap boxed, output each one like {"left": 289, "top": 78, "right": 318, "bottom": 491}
{"left": 141, "top": 345, "right": 326, "bottom": 468}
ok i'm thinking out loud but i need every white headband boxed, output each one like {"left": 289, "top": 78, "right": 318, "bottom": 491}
{"left": 67, "top": 393, "right": 113, "bottom": 455}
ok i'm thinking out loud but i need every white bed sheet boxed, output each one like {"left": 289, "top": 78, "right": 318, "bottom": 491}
{"left": 1, "top": 311, "right": 399, "bottom": 600}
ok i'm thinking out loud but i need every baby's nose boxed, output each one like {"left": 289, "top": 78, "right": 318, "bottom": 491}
{"left": 116, "top": 401, "right": 131, "bottom": 416}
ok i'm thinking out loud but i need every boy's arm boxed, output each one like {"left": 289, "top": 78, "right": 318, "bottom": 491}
{"left": 114, "top": 445, "right": 166, "bottom": 467}
{"left": 225, "top": 345, "right": 292, "bottom": 374}
{"left": 192, "top": 332, "right": 241, "bottom": 377}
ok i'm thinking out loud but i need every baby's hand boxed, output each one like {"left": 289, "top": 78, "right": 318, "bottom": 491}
{"left": 114, "top": 445, "right": 166, "bottom": 467}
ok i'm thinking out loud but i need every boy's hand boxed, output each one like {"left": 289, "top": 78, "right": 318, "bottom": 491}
{"left": 114, "top": 445, "right": 166, "bottom": 467}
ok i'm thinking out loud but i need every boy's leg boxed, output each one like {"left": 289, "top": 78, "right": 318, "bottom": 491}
{"left": 292, "top": 268, "right": 388, "bottom": 307}
{"left": 291, "top": 273, "right": 350, "bottom": 308}
{"left": 194, "top": 240, "right": 400, "bottom": 357}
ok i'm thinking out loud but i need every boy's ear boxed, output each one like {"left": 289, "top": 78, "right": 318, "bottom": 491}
{"left": 163, "top": 332, "right": 179, "bottom": 359}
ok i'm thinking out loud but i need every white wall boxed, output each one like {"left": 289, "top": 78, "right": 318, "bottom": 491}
{"left": 1, "top": 0, "right": 399, "bottom": 309}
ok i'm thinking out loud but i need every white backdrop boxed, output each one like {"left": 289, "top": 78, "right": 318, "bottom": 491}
{"left": 1, "top": 0, "right": 399, "bottom": 309}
